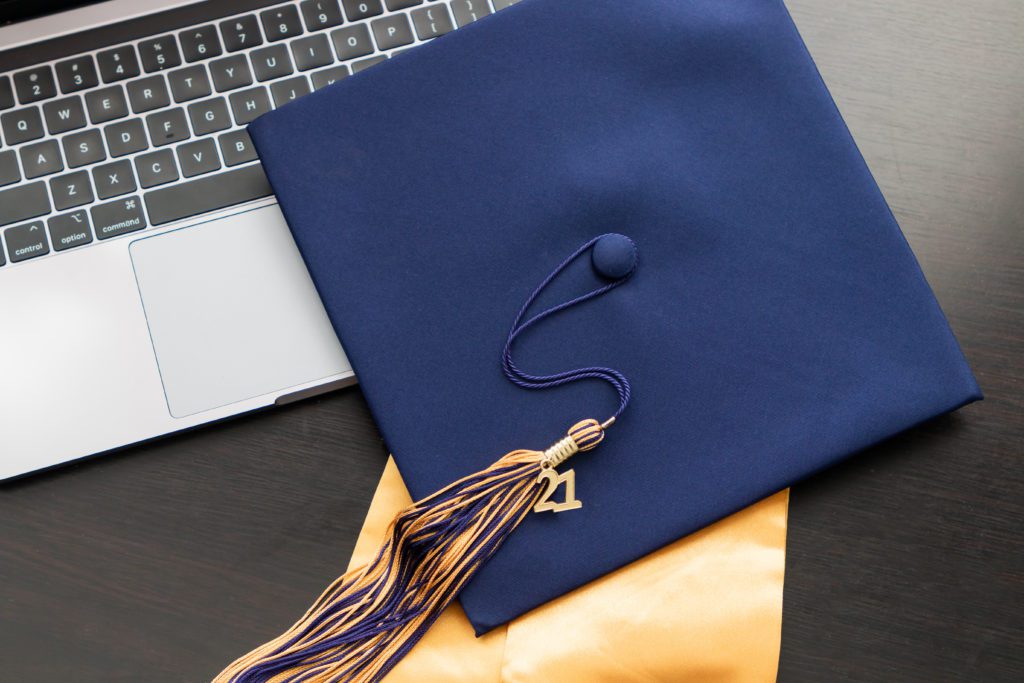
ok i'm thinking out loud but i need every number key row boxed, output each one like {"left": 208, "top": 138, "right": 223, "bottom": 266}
{"left": 2, "top": 0, "right": 461, "bottom": 111}
{"left": 0, "top": 9, "right": 247, "bottom": 107}
{"left": 1, "top": 47, "right": 320, "bottom": 148}
{"left": 2, "top": 4, "right": 430, "bottom": 137}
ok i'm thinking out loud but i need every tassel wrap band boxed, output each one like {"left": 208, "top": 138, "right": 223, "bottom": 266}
{"left": 541, "top": 418, "right": 606, "bottom": 469}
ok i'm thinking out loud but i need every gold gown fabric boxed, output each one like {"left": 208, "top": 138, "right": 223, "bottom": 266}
{"left": 347, "top": 457, "right": 789, "bottom": 682}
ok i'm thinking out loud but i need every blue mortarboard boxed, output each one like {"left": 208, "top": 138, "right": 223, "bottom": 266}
{"left": 233, "top": 0, "right": 980, "bottom": 676}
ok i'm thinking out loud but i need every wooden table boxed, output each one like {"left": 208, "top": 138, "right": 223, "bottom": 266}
{"left": 2, "top": 1, "right": 1021, "bottom": 680}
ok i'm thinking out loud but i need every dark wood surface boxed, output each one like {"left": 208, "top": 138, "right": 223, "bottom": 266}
{"left": 2, "top": 1, "right": 1022, "bottom": 681}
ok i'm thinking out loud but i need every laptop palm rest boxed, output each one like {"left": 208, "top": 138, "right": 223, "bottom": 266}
{"left": 129, "top": 205, "right": 350, "bottom": 418}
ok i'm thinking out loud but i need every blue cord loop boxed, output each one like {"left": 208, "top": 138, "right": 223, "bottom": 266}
{"left": 502, "top": 234, "right": 636, "bottom": 423}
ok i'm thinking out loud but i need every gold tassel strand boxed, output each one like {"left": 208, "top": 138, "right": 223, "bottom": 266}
{"left": 214, "top": 419, "right": 606, "bottom": 683}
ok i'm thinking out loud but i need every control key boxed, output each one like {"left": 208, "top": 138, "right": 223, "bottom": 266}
{"left": 4, "top": 221, "right": 49, "bottom": 263}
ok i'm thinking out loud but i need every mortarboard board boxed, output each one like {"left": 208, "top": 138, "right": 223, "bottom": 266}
{"left": 244, "top": 0, "right": 979, "bottom": 650}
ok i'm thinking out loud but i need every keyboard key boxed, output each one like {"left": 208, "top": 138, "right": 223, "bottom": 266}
{"left": 252, "top": 45, "right": 295, "bottom": 82}
{"left": 0, "top": 182, "right": 50, "bottom": 227}
{"left": 342, "top": 0, "right": 383, "bottom": 21}
{"left": 145, "top": 163, "right": 271, "bottom": 225}
{"left": 270, "top": 76, "right": 312, "bottom": 107}
{"left": 0, "top": 150, "right": 19, "bottom": 186}
{"left": 168, "top": 65, "right": 212, "bottom": 102}
{"left": 229, "top": 86, "right": 272, "bottom": 124}
{"left": 210, "top": 55, "right": 253, "bottom": 92}
{"left": 50, "top": 170, "right": 94, "bottom": 210}
{"left": 301, "top": 0, "right": 344, "bottom": 31}
{"left": 97, "top": 45, "right": 141, "bottom": 82}
{"left": 92, "top": 195, "right": 146, "bottom": 239}
{"left": 310, "top": 64, "right": 350, "bottom": 90}
{"left": 104, "top": 119, "right": 149, "bottom": 157}
{"left": 187, "top": 97, "right": 231, "bottom": 135}
{"left": 48, "top": 210, "right": 93, "bottom": 251}
{"left": 331, "top": 24, "right": 374, "bottom": 61}
{"left": 135, "top": 149, "right": 179, "bottom": 188}
{"left": 139, "top": 35, "right": 183, "bottom": 72}
{"left": 55, "top": 56, "right": 99, "bottom": 94}
{"left": 412, "top": 4, "right": 454, "bottom": 39}
{"left": 42, "top": 96, "right": 86, "bottom": 135}
{"left": 261, "top": 5, "right": 304, "bottom": 42}
{"left": 372, "top": 14, "right": 414, "bottom": 50}
{"left": 19, "top": 140, "right": 63, "bottom": 179}
{"left": 4, "top": 221, "right": 49, "bottom": 262}
{"left": 13, "top": 66, "right": 57, "bottom": 104}
{"left": 63, "top": 129, "right": 106, "bottom": 167}
{"left": 92, "top": 159, "right": 136, "bottom": 199}
{"left": 449, "top": 0, "right": 491, "bottom": 26}
{"left": 126, "top": 75, "right": 171, "bottom": 113}
{"left": 218, "top": 130, "right": 258, "bottom": 166}
{"left": 385, "top": 0, "right": 422, "bottom": 9}
{"left": 0, "top": 77, "right": 13, "bottom": 110}
{"left": 220, "top": 15, "right": 263, "bottom": 52}
{"left": 351, "top": 55, "right": 387, "bottom": 73}
{"left": 292, "top": 34, "right": 334, "bottom": 71}
{"left": 180, "top": 25, "right": 223, "bottom": 62}
{"left": 85, "top": 86, "right": 128, "bottom": 124}
{"left": 177, "top": 138, "right": 221, "bottom": 177}
{"left": 492, "top": 0, "right": 520, "bottom": 8}
{"left": 1, "top": 107, "right": 44, "bottom": 145}
{"left": 146, "top": 108, "right": 190, "bottom": 147}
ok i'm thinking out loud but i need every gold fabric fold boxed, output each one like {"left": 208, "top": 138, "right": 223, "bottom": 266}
{"left": 348, "top": 457, "right": 788, "bottom": 682}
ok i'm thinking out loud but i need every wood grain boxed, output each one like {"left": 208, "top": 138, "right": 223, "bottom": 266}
{"left": 1, "top": 1, "right": 1022, "bottom": 681}
{"left": 0, "top": 390, "right": 389, "bottom": 681}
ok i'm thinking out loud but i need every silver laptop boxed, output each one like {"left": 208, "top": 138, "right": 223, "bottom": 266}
{"left": 0, "top": 0, "right": 512, "bottom": 479}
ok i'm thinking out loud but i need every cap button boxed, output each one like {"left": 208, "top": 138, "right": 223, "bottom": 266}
{"left": 592, "top": 233, "right": 637, "bottom": 279}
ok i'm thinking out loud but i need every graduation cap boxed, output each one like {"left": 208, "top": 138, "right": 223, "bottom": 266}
{"left": 217, "top": 0, "right": 980, "bottom": 680}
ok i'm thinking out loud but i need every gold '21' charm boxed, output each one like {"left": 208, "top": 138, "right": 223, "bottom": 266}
{"left": 534, "top": 467, "right": 582, "bottom": 513}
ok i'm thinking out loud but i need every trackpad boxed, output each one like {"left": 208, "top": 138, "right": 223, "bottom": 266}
{"left": 130, "top": 205, "right": 351, "bottom": 418}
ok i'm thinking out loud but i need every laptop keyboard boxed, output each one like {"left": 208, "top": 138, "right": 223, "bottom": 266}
{"left": 0, "top": 0, "right": 518, "bottom": 266}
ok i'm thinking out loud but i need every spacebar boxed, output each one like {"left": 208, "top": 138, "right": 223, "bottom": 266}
{"left": 144, "top": 164, "right": 273, "bottom": 226}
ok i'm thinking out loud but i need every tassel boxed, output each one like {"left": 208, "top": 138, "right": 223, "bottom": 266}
{"left": 216, "top": 233, "right": 638, "bottom": 682}
{"left": 215, "top": 418, "right": 608, "bottom": 683}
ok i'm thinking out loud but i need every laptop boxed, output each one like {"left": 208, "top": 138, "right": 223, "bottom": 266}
{"left": 0, "top": 0, "right": 515, "bottom": 480}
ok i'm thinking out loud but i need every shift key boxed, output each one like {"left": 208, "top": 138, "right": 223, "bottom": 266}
{"left": 0, "top": 182, "right": 51, "bottom": 227}
{"left": 92, "top": 195, "right": 147, "bottom": 240}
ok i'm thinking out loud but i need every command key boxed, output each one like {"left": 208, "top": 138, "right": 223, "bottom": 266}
{"left": 92, "top": 195, "right": 146, "bottom": 240}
